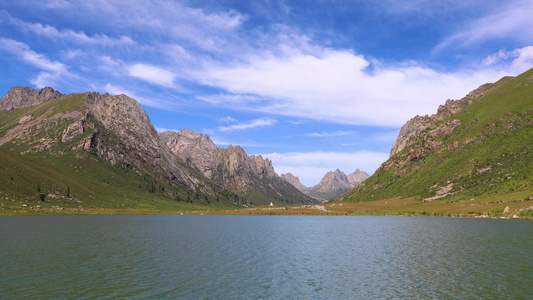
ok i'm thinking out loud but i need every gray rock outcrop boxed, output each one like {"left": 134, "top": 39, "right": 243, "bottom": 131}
{"left": 280, "top": 173, "right": 307, "bottom": 192}
{"left": 347, "top": 169, "right": 370, "bottom": 185}
{"left": 0, "top": 86, "right": 63, "bottom": 111}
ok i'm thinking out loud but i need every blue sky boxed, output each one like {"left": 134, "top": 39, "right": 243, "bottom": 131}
{"left": 1, "top": 0, "right": 533, "bottom": 186}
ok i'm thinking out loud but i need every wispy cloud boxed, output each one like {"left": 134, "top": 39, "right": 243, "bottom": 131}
{"left": 0, "top": 38, "right": 72, "bottom": 88}
{"left": 435, "top": 1, "right": 533, "bottom": 51}
{"left": 218, "top": 118, "right": 277, "bottom": 132}
{"left": 218, "top": 116, "right": 238, "bottom": 123}
{"left": 481, "top": 46, "right": 533, "bottom": 73}
{"left": 0, "top": 38, "right": 66, "bottom": 72}
{"left": 1, "top": 10, "right": 134, "bottom": 46}
{"left": 305, "top": 131, "right": 355, "bottom": 137}
{"left": 127, "top": 63, "right": 176, "bottom": 88}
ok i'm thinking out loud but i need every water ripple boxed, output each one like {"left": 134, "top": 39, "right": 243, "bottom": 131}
{"left": 1, "top": 215, "right": 532, "bottom": 299}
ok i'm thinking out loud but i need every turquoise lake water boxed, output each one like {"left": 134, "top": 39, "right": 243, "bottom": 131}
{"left": 1, "top": 215, "right": 532, "bottom": 299}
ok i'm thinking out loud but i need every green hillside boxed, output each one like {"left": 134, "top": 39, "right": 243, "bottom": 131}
{"left": 0, "top": 147, "right": 233, "bottom": 214}
{"left": 342, "top": 69, "right": 533, "bottom": 204}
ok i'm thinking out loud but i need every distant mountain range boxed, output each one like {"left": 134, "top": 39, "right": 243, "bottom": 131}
{"left": 282, "top": 169, "right": 369, "bottom": 201}
{"left": 342, "top": 68, "right": 533, "bottom": 203}
{"left": 0, "top": 87, "right": 317, "bottom": 211}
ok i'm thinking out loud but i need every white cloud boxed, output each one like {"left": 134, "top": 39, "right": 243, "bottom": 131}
{"left": 49, "top": 0, "right": 245, "bottom": 53}
{"left": 0, "top": 38, "right": 67, "bottom": 72}
{"left": 1, "top": 11, "right": 134, "bottom": 46}
{"left": 198, "top": 47, "right": 512, "bottom": 127}
{"left": 262, "top": 151, "right": 389, "bottom": 186}
{"left": 436, "top": 1, "right": 533, "bottom": 50}
{"left": 306, "top": 131, "right": 355, "bottom": 137}
{"left": 218, "top": 116, "right": 238, "bottom": 123}
{"left": 29, "top": 23, "right": 134, "bottom": 46}
{"left": 63, "top": 49, "right": 84, "bottom": 60}
{"left": 218, "top": 118, "right": 277, "bottom": 132}
{"left": 127, "top": 63, "right": 176, "bottom": 88}
{"left": 481, "top": 46, "right": 533, "bottom": 73}
{"left": 0, "top": 38, "right": 71, "bottom": 88}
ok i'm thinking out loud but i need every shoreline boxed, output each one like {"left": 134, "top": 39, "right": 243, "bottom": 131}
{"left": 1, "top": 204, "right": 532, "bottom": 220}
{"left": 2, "top": 193, "right": 532, "bottom": 219}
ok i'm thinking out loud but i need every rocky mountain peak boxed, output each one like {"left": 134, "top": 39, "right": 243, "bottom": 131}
{"left": 347, "top": 169, "right": 370, "bottom": 185}
{"left": 0, "top": 86, "right": 64, "bottom": 111}
{"left": 281, "top": 173, "right": 307, "bottom": 191}
{"left": 319, "top": 169, "right": 350, "bottom": 187}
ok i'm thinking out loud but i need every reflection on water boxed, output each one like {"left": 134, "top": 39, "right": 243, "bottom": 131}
{"left": 1, "top": 215, "right": 532, "bottom": 299}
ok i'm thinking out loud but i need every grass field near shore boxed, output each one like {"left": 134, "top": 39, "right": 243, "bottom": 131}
{"left": 2, "top": 190, "right": 531, "bottom": 219}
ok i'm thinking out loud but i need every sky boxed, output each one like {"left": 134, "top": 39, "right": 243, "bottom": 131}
{"left": 1, "top": 0, "right": 533, "bottom": 186}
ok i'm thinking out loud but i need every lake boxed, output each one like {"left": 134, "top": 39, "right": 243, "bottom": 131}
{"left": 1, "top": 215, "right": 532, "bottom": 299}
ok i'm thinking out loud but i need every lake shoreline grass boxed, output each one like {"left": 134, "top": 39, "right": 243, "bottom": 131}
{"left": 1, "top": 195, "right": 532, "bottom": 219}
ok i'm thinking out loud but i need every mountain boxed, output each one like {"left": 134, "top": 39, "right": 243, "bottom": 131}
{"left": 306, "top": 169, "right": 353, "bottom": 201}
{"left": 161, "top": 130, "right": 316, "bottom": 206}
{"left": 342, "top": 69, "right": 533, "bottom": 203}
{"left": 280, "top": 173, "right": 307, "bottom": 192}
{"left": 0, "top": 87, "right": 316, "bottom": 212}
{"left": 347, "top": 169, "right": 370, "bottom": 185}
{"left": 281, "top": 169, "right": 370, "bottom": 201}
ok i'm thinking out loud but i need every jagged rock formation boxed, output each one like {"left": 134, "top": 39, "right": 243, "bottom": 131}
{"left": 347, "top": 169, "right": 370, "bottom": 185}
{"left": 161, "top": 129, "right": 218, "bottom": 178}
{"left": 306, "top": 169, "right": 356, "bottom": 201}
{"left": 389, "top": 83, "right": 493, "bottom": 157}
{"left": 280, "top": 173, "right": 307, "bottom": 192}
{"left": 389, "top": 115, "right": 430, "bottom": 157}
{"left": 343, "top": 69, "right": 533, "bottom": 203}
{"left": 84, "top": 92, "right": 202, "bottom": 190}
{"left": 0, "top": 86, "right": 64, "bottom": 112}
{"left": 161, "top": 130, "right": 317, "bottom": 205}
{"left": 281, "top": 169, "right": 369, "bottom": 201}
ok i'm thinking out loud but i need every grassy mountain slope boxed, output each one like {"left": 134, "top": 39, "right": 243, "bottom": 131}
{"left": 342, "top": 69, "right": 533, "bottom": 204}
{"left": 0, "top": 147, "right": 216, "bottom": 213}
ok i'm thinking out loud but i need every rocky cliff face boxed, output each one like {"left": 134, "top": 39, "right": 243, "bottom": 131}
{"left": 280, "top": 173, "right": 307, "bottom": 192}
{"left": 0, "top": 86, "right": 64, "bottom": 112}
{"left": 161, "top": 130, "right": 316, "bottom": 205}
{"left": 161, "top": 129, "right": 218, "bottom": 178}
{"left": 389, "top": 83, "right": 494, "bottom": 157}
{"left": 83, "top": 92, "right": 202, "bottom": 191}
{"left": 347, "top": 169, "right": 370, "bottom": 185}
{"left": 389, "top": 115, "right": 430, "bottom": 157}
